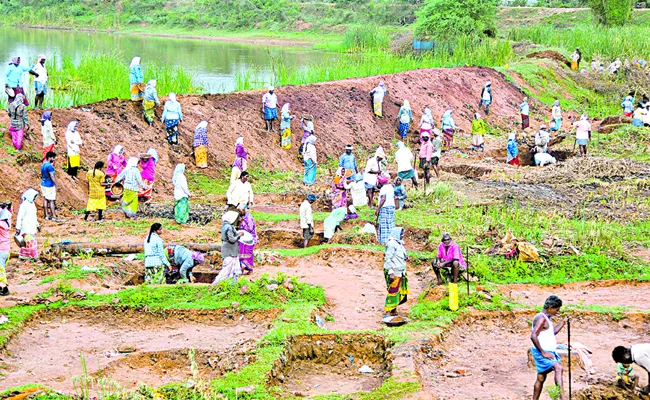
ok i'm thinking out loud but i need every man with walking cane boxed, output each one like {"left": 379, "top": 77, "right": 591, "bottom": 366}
{"left": 531, "top": 295, "right": 569, "bottom": 400}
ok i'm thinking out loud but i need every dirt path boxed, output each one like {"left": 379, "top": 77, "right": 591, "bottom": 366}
{"left": 262, "top": 248, "right": 429, "bottom": 331}
{"left": 500, "top": 280, "right": 650, "bottom": 312}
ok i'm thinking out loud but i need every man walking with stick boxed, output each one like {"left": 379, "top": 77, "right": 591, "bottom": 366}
{"left": 531, "top": 295, "right": 569, "bottom": 400}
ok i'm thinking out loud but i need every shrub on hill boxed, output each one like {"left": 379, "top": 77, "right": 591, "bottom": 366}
{"left": 414, "top": 0, "right": 499, "bottom": 40}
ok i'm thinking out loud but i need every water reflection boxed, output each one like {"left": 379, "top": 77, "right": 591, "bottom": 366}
{"left": 0, "top": 27, "right": 340, "bottom": 92}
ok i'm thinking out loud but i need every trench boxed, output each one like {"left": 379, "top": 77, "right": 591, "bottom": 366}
{"left": 0, "top": 306, "right": 278, "bottom": 391}
{"left": 93, "top": 341, "right": 258, "bottom": 389}
{"left": 268, "top": 334, "right": 393, "bottom": 397}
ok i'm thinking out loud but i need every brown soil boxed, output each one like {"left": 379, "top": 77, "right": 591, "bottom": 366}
{"left": 527, "top": 50, "right": 571, "bottom": 68}
{"left": 415, "top": 311, "right": 650, "bottom": 400}
{"left": 500, "top": 280, "right": 650, "bottom": 312}
{"left": 574, "top": 382, "right": 646, "bottom": 400}
{"left": 266, "top": 247, "right": 429, "bottom": 330}
{"left": 268, "top": 334, "right": 392, "bottom": 397}
{"left": 94, "top": 340, "right": 258, "bottom": 389}
{"left": 0, "top": 67, "right": 540, "bottom": 209}
{"left": 599, "top": 116, "right": 632, "bottom": 134}
{"left": 0, "top": 306, "right": 276, "bottom": 391}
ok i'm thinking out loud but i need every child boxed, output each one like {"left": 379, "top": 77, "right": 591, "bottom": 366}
{"left": 616, "top": 362, "right": 638, "bottom": 390}
{"left": 393, "top": 177, "right": 407, "bottom": 210}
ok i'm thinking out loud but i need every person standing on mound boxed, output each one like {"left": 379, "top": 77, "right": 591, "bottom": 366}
{"left": 531, "top": 295, "right": 567, "bottom": 400}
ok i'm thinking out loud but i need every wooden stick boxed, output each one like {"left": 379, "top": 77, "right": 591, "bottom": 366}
{"left": 466, "top": 246, "right": 470, "bottom": 295}
{"left": 566, "top": 318, "right": 571, "bottom": 400}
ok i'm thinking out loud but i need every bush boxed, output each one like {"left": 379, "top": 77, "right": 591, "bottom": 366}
{"left": 414, "top": 0, "right": 499, "bottom": 40}
{"left": 589, "top": 0, "right": 634, "bottom": 26}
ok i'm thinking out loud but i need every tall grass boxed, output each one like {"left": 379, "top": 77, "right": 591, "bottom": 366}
{"left": 235, "top": 37, "right": 514, "bottom": 90}
{"left": 508, "top": 25, "right": 650, "bottom": 60}
{"left": 342, "top": 25, "right": 391, "bottom": 52}
{"left": 0, "top": 52, "right": 199, "bottom": 108}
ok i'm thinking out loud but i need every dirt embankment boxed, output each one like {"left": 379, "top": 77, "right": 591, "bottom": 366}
{"left": 0, "top": 67, "right": 538, "bottom": 208}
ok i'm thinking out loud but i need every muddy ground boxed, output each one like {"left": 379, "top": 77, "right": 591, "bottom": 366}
{"left": 0, "top": 66, "right": 649, "bottom": 399}
{"left": 0, "top": 307, "right": 275, "bottom": 391}
{"left": 415, "top": 311, "right": 650, "bottom": 400}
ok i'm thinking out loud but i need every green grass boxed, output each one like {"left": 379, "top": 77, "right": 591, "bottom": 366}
{"left": 0, "top": 52, "right": 199, "bottom": 109}
{"left": 0, "top": 0, "right": 416, "bottom": 35}
{"left": 236, "top": 37, "right": 515, "bottom": 90}
{"left": 593, "top": 125, "right": 650, "bottom": 161}
{"left": 508, "top": 23, "right": 650, "bottom": 61}
{"left": 82, "top": 272, "right": 324, "bottom": 311}
{"left": 39, "top": 262, "right": 110, "bottom": 285}
{"left": 499, "top": 59, "right": 620, "bottom": 118}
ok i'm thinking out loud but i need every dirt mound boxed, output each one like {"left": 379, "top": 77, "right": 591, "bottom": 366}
{"left": 522, "top": 157, "right": 650, "bottom": 184}
{"left": 574, "top": 383, "right": 646, "bottom": 400}
{"left": 527, "top": 50, "right": 571, "bottom": 68}
{"left": 0, "top": 67, "right": 538, "bottom": 208}
{"left": 599, "top": 116, "right": 632, "bottom": 134}
{"left": 141, "top": 202, "right": 220, "bottom": 224}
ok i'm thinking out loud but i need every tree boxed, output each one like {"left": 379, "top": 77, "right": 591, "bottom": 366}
{"left": 588, "top": 0, "right": 634, "bottom": 26}
{"left": 414, "top": 0, "right": 499, "bottom": 40}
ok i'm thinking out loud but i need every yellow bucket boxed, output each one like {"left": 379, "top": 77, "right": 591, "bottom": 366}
{"left": 449, "top": 283, "right": 458, "bottom": 311}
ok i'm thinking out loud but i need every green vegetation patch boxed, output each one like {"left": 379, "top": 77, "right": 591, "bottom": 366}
{"left": 499, "top": 60, "right": 620, "bottom": 118}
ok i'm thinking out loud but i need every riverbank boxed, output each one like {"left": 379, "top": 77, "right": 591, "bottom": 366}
{"left": 9, "top": 24, "right": 340, "bottom": 48}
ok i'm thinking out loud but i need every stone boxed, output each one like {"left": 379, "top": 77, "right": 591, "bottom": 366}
{"left": 239, "top": 285, "right": 249, "bottom": 295}
{"left": 266, "top": 284, "right": 279, "bottom": 291}
{"left": 231, "top": 302, "right": 241, "bottom": 308}
{"left": 235, "top": 386, "right": 256, "bottom": 395}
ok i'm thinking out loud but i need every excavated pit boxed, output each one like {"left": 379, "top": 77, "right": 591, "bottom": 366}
{"left": 93, "top": 340, "right": 258, "bottom": 389}
{"left": 124, "top": 271, "right": 219, "bottom": 286}
{"left": 140, "top": 203, "right": 221, "bottom": 224}
{"left": 268, "top": 334, "right": 392, "bottom": 397}
{"left": 0, "top": 306, "right": 279, "bottom": 391}
{"left": 414, "top": 311, "right": 650, "bottom": 399}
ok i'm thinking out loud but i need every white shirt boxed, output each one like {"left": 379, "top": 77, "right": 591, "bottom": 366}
{"left": 631, "top": 344, "right": 650, "bottom": 372}
{"left": 42, "top": 120, "right": 55, "bottom": 147}
{"left": 395, "top": 147, "right": 414, "bottom": 172}
{"left": 65, "top": 130, "right": 82, "bottom": 156}
{"left": 379, "top": 184, "right": 395, "bottom": 208}
{"left": 262, "top": 92, "right": 278, "bottom": 108}
{"left": 16, "top": 202, "right": 39, "bottom": 235}
{"left": 32, "top": 63, "right": 48, "bottom": 83}
{"left": 371, "top": 86, "right": 385, "bottom": 103}
{"left": 363, "top": 157, "right": 381, "bottom": 186}
{"left": 350, "top": 181, "right": 368, "bottom": 207}
{"left": 303, "top": 143, "right": 317, "bottom": 163}
{"left": 173, "top": 175, "right": 190, "bottom": 201}
{"left": 227, "top": 180, "right": 254, "bottom": 205}
{"left": 299, "top": 200, "right": 313, "bottom": 229}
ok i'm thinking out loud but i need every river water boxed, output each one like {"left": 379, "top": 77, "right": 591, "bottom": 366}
{"left": 0, "top": 27, "right": 340, "bottom": 94}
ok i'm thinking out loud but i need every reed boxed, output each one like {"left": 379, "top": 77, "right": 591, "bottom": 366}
{"left": 507, "top": 24, "right": 650, "bottom": 61}
{"left": 235, "top": 37, "right": 514, "bottom": 91}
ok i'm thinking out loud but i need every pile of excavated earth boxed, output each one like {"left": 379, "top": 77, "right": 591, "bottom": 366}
{"left": 1, "top": 66, "right": 649, "bottom": 399}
